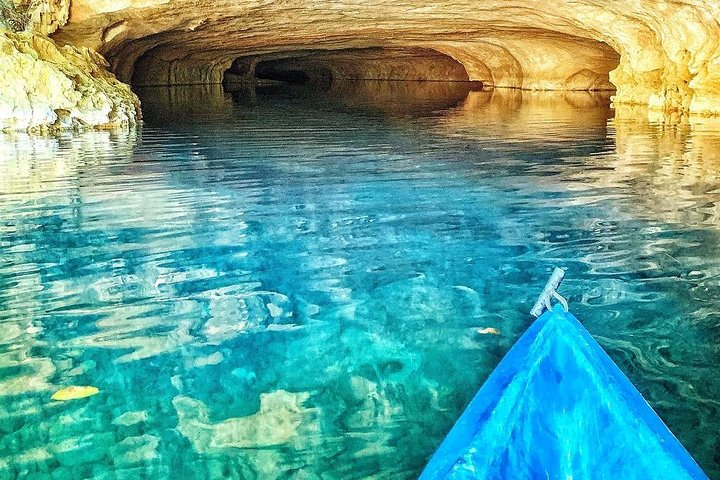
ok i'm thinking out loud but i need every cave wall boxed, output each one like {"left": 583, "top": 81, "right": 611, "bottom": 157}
{"left": 222, "top": 48, "right": 472, "bottom": 87}
{"left": 2, "top": 0, "right": 720, "bottom": 130}
{"left": 52, "top": 0, "right": 720, "bottom": 117}
{"left": 0, "top": 0, "right": 139, "bottom": 132}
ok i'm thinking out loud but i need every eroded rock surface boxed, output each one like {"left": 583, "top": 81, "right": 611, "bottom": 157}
{"left": 52, "top": 0, "right": 720, "bottom": 115}
{"left": 0, "top": 31, "right": 140, "bottom": 132}
{"left": 2, "top": 1, "right": 720, "bottom": 131}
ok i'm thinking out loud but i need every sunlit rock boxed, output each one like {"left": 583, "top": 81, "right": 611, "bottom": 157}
{"left": 0, "top": 31, "right": 140, "bottom": 132}
{"left": 45, "top": 0, "right": 720, "bottom": 116}
{"left": 0, "top": 0, "right": 719, "bottom": 125}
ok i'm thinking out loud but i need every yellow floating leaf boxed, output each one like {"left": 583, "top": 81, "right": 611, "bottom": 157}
{"left": 51, "top": 386, "right": 100, "bottom": 401}
{"left": 477, "top": 327, "right": 501, "bottom": 335}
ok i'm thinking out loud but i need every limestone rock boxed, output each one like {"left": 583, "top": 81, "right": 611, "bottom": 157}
{"left": 4, "top": 1, "right": 720, "bottom": 122}
{"left": 48, "top": 0, "right": 720, "bottom": 116}
{"left": 0, "top": 0, "right": 70, "bottom": 34}
{"left": 0, "top": 30, "right": 140, "bottom": 132}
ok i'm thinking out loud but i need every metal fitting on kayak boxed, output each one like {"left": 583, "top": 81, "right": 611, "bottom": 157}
{"left": 530, "top": 267, "right": 568, "bottom": 317}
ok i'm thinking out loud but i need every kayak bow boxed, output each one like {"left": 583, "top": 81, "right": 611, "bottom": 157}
{"left": 420, "top": 270, "right": 707, "bottom": 479}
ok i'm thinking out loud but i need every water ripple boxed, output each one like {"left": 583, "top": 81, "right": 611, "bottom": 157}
{"left": 0, "top": 83, "right": 718, "bottom": 479}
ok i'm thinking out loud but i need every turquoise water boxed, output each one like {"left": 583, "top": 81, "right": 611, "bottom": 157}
{"left": 0, "top": 82, "right": 719, "bottom": 479}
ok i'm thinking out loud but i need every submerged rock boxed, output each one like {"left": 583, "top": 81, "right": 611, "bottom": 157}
{"left": 0, "top": 31, "right": 140, "bottom": 132}
{"left": 112, "top": 411, "right": 149, "bottom": 427}
{"left": 109, "top": 434, "right": 160, "bottom": 467}
{"left": 477, "top": 327, "right": 501, "bottom": 335}
{"left": 173, "top": 390, "right": 315, "bottom": 452}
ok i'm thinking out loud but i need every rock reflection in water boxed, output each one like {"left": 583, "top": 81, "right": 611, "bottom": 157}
{"left": 225, "top": 79, "right": 481, "bottom": 115}
{"left": 0, "top": 82, "right": 719, "bottom": 479}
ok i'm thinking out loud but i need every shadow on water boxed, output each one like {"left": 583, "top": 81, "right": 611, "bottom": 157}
{"left": 0, "top": 81, "right": 719, "bottom": 479}
{"left": 139, "top": 80, "right": 612, "bottom": 123}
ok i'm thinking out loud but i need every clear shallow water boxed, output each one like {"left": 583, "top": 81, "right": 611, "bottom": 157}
{"left": 0, "top": 82, "right": 719, "bottom": 479}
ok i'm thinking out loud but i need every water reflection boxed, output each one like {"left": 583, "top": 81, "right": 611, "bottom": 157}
{"left": 610, "top": 112, "right": 720, "bottom": 225}
{"left": 0, "top": 82, "right": 718, "bottom": 479}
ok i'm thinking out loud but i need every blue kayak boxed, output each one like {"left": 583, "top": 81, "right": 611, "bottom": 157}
{"left": 420, "top": 294, "right": 708, "bottom": 478}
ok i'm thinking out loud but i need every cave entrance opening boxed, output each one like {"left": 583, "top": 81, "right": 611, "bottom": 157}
{"left": 222, "top": 47, "right": 480, "bottom": 89}
{"left": 254, "top": 59, "right": 333, "bottom": 87}
{"left": 256, "top": 68, "right": 311, "bottom": 85}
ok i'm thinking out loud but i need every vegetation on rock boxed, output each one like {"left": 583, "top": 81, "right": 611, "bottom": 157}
{"left": 0, "top": 0, "right": 38, "bottom": 32}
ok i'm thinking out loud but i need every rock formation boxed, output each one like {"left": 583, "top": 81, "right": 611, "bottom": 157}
{"left": 0, "top": 0, "right": 139, "bottom": 132}
{"left": 2, "top": 0, "right": 720, "bottom": 130}
{"left": 0, "top": 31, "right": 140, "bottom": 132}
